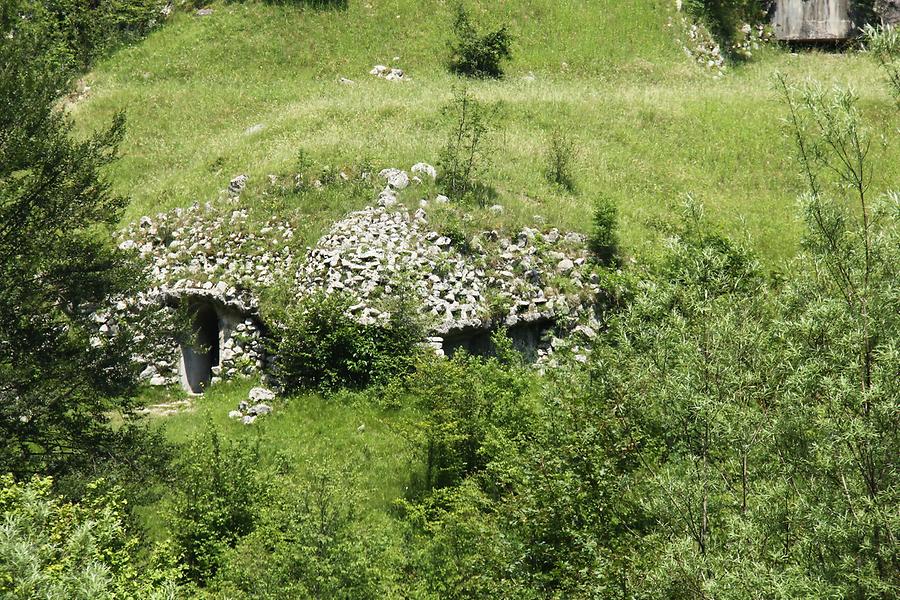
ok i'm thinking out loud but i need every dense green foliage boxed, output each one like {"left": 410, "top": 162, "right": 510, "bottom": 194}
{"left": 401, "top": 334, "right": 536, "bottom": 492}
{"left": 2, "top": 2, "right": 898, "bottom": 599}
{"left": 447, "top": 3, "right": 512, "bottom": 79}
{"left": 588, "top": 196, "right": 620, "bottom": 266}
{"left": 41, "top": 0, "right": 165, "bottom": 69}
{"left": 391, "top": 82, "right": 899, "bottom": 599}
{"left": 168, "top": 427, "right": 264, "bottom": 586}
{"left": 272, "top": 291, "right": 424, "bottom": 394}
{"left": 2, "top": 0, "right": 164, "bottom": 73}
{"left": 161, "top": 422, "right": 395, "bottom": 598}
{"left": 0, "top": 0, "right": 161, "bottom": 478}
{"left": 213, "top": 464, "right": 390, "bottom": 599}
{"left": 0, "top": 475, "right": 178, "bottom": 599}
{"left": 396, "top": 189, "right": 898, "bottom": 597}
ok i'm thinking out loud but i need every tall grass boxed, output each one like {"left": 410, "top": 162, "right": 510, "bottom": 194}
{"left": 71, "top": 1, "right": 899, "bottom": 267}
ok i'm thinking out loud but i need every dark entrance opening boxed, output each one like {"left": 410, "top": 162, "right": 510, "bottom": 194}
{"left": 442, "top": 319, "right": 552, "bottom": 363}
{"left": 181, "top": 303, "right": 221, "bottom": 393}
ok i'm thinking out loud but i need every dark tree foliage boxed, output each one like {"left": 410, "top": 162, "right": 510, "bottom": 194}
{"left": 0, "top": 1, "right": 148, "bottom": 478}
{"left": 448, "top": 3, "right": 512, "bottom": 79}
{"left": 272, "top": 291, "right": 424, "bottom": 394}
{"left": 589, "top": 196, "right": 620, "bottom": 266}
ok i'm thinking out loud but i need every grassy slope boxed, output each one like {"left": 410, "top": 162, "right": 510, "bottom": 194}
{"left": 137, "top": 380, "right": 417, "bottom": 542}
{"left": 72, "top": 0, "right": 899, "bottom": 265}
{"left": 84, "top": 2, "right": 897, "bottom": 559}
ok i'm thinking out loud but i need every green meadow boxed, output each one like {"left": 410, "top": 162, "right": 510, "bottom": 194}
{"left": 72, "top": 0, "right": 900, "bottom": 265}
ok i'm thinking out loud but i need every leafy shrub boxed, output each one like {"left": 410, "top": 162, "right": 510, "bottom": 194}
{"left": 588, "top": 197, "right": 620, "bottom": 266}
{"left": 401, "top": 481, "right": 529, "bottom": 599}
{"left": 402, "top": 333, "right": 535, "bottom": 492}
{"left": 61, "top": 0, "right": 166, "bottom": 66}
{"left": 214, "top": 463, "right": 391, "bottom": 599}
{"left": 0, "top": 475, "right": 179, "bottom": 598}
{"left": 545, "top": 127, "right": 579, "bottom": 192}
{"left": 438, "top": 86, "right": 497, "bottom": 207}
{"left": 7, "top": 0, "right": 167, "bottom": 73}
{"left": 169, "top": 427, "right": 266, "bottom": 586}
{"left": 448, "top": 3, "right": 512, "bottom": 79}
{"left": 273, "top": 291, "right": 424, "bottom": 394}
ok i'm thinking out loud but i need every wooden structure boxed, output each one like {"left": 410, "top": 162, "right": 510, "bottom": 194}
{"left": 772, "top": 0, "right": 853, "bottom": 41}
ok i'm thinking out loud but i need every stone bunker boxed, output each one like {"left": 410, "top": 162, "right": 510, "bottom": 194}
{"left": 106, "top": 165, "right": 603, "bottom": 393}
{"left": 168, "top": 292, "right": 265, "bottom": 395}
{"left": 441, "top": 316, "right": 555, "bottom": 363}
{"left": 772, "top": 0, "right": 853, "bottom": 41}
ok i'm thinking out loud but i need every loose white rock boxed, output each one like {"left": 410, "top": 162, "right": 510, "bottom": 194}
{"left": 228, "top": 174, "right": 248, "bottom": 196}
{"left": 557, "top": 258, "right": 575, "bottom": 274}
{"left": 249, "top": 387, "right": 276, "bottom": 402}
{"left": 411, "top": 162, "right": 438, "bottom": 180}
{"left": 379, "top": 168, "right": 409, "bottom": 190}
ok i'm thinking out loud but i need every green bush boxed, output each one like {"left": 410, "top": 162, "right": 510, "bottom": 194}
{"left": 545, "top": 127, "right": 579, "bottom": 192}
{"left": 448, "top": 3, "right": 512, "bottom": 79}
{"left": 214, "top": 463, "right": 391, "bottom": 599}
{"left": 168, "top": 427, "right": 266, "bottom": 586}
{"left": 403, "top": 333, "right": 535, "bottom": 492}
{"left": 273, "top": 291, "right": 424, "bottom": 394}
{"left": 588, "top": 196, "right": 620, "bottom": 266}
{"left": 0, "top": 475, "right": 179, "bottom": 599}
{"left": 401, "top": 481, "right": 531, "bottom": 599}
{"left": 6, "top": 0, "right": 166, "bottom": 73}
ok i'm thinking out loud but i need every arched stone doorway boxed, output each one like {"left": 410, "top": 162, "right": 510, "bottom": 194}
{"left": 180, "top": 302, "right": 221, "bottom": 394}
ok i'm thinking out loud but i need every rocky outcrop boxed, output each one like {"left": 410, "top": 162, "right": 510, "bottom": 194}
{"left": 369, "top": 65, "right": 406, "bottom": 81}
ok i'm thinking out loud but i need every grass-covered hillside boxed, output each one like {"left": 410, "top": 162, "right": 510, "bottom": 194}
{"left": 72, "top": 0, "right": 899, "bottom": 264}
{"left": 5, "top": 0, "right": 899, "bottom": 596}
